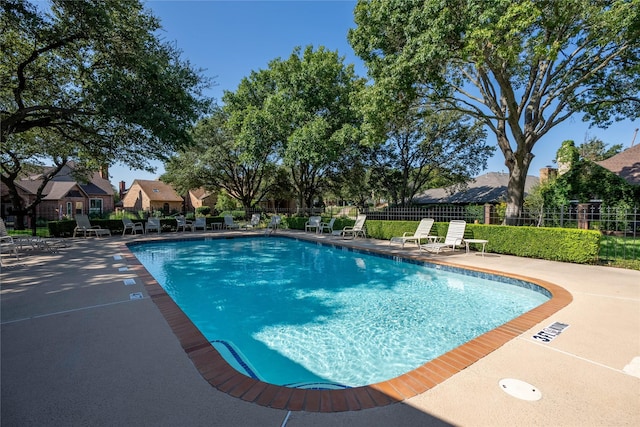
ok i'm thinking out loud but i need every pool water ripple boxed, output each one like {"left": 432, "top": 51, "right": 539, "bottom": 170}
{"left": 130, "top": 237, "right": 549, "bottom": 388}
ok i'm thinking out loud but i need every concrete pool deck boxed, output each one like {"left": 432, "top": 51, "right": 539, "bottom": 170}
{"left": 1, "top": 229, "right": 639, "bottom": 426}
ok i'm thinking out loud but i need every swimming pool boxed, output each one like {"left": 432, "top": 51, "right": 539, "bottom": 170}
{"left": 130, "top": 236, "right": 549, "bottom": 389}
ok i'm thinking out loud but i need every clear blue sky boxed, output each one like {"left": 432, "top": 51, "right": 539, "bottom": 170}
{"left": 110, "top": 0, "right": 639, "bottom": 187}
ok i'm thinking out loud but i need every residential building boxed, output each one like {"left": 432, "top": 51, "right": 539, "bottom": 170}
{"left": 413, "top": 172, "right": 539, "bottom": 205}
{"left": 595, "top": 143, "right": 640, "bottom": 186}
{"left": 0, "top": 163, "right": 114, "bottom": 223}
{"left": 120, "top": 179, "right": 184, "bottom": 215}
{"left": 185, "top": 187, "right": 217, "bottom": 212}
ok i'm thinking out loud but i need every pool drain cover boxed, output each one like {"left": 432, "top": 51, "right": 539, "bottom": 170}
{"left": 499, "top": 378, "right": 542, "bottom": 401}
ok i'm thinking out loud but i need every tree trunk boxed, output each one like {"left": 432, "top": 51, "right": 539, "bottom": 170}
{"left": 30, "top": 205, "right": 37, "bottom": 236}
{"left": 8, "top": 189, "right": 27, "bottom": 231}
{"left": 504, "top": 156, "right": 531, "bottom": 225}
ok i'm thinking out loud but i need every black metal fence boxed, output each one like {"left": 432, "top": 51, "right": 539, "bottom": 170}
{"left": 18, "top": 202, "right": 638, "bottom": 263}
{"left": 362, "top": 204, "right": 640, "bottom": 232}
{"left": 360, "top": 204, "right": 639, "bottom": 263}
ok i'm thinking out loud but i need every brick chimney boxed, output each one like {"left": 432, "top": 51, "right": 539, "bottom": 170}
{"left": 119, "top": 181, "right": 126, "bottom": 199}
{"left": 539, "top": 167, "right": 557, "bottom": 184}
{"left": 99, "top": 164, "right": 109, "bottom": 179}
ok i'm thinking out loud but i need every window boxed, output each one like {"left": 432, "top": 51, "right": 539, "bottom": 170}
{"left": 89, "top": 198, "right": 103, "bottom": 215}
{"left": 66, "top": 202, "right": 73, "bottom": 217}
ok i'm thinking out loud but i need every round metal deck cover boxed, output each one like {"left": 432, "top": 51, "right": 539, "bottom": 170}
{"left": 499, "top": 378, "right": 542, "bottom": 401}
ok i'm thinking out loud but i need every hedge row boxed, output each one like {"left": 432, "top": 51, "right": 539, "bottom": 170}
{"left": 49, "top": 216, "right": 601, "bottom": 264}
{"left": 365, "top": 220, "right": 601, "bottom": 264}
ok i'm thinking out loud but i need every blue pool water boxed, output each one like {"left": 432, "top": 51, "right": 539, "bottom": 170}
{"left": 130, "top": 237, "right": 549, "bottom": 388}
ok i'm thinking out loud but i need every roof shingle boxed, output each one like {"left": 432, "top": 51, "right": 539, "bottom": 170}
{"left": 414, "top": 172, "right": 539, "bottom": 204}
{"left": 596, "top": 144, "right": 640, "bottom": 186}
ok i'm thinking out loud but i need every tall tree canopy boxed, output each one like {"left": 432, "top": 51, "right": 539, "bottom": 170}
{"left": 1, "top": 0, "right": 210, "bottom": 227}
{"left": 224, "top": 46, "right": 366, "bottom": 209}
{"left": 349, "top": 0, "right": 640, "bottom": 224}
{"left": 163, "top": 107, "right": 277, "bottom": 211}
{"left": 359, "top": 85, "right": 492, "bottom": 207}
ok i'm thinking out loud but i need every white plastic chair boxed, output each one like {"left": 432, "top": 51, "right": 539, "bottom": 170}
{"left": 339, "top": 215, "right": 367, "bottom": 239}
{"left": 223, "top": 215, "right": 240, "bottom": 230}
{"left": 176, "top": 216, "right": 194, "bottom": 232}
{"left": 193, "top": 217, "right": 207, "bottom": 231}
{"left": 420, "top": 220, "right": 466, "bottom": 253}
{"left": 319, "top": 218, "right": 335, "bottom": 234}
{"left": 145, "top": 218, "right": 161, "bottom": 234}
{"left": 122, "top": 217, "right": 144, "bottom": 236}
{"left": 305, "top": 216, "right": 322, "bottom": 233}
{"left": 389, "top": 218, "right": 437, "bottom": 248}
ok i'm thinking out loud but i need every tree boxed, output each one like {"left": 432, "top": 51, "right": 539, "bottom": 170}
{"left": 349, "top": 0, "right": 640, "bottom": 224}
{"left": 1, "top": 0, "right": 210, "bottom": 229}
{"left": 578, "top": 136, "right": 623, "bottom": 162}
{"left": 228, "top": 46, "right": 366, "bottom": 210}
{"left": 325, "top": 144, "right": 375, "bottom": 208}
{"left": 548, "top": 139, "right": 638, "bottom": 206}
{"left": 163, "top": 107, "right": 277, "bottom": 212}
{"left": 359, "top": 85, "right": 492, "bottom": 207}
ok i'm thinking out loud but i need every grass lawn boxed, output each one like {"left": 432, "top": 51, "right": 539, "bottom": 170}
{"left": 599, "top": 235, "right": 640, "bottom": 270}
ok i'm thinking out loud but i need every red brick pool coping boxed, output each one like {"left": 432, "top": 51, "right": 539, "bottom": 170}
{"left": 119, "top": 236, "right": 572, "bottom": 413}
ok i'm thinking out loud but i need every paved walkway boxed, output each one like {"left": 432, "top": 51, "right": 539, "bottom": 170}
{"left": 1, "top": 230, "right": 639, "bottom": 426}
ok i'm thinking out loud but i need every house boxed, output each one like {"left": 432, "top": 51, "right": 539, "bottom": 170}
{"left": 413, "top": 172, "right": 539, "bottom": 205}
{"left": 595, "top": 144, "right": 640, "bottom": 186}
{"left": 120, "top": 179, "right": 184, "bottom": 215}
{"left": 185, "top": 187, "right": 217, "bottom": 212}
{"left": 0, "top": 163, "right": 114, "bottom": 223}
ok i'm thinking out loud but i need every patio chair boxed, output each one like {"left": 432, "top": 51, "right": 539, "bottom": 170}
{"left": 264, "top": 215, "right": 281, "bottom": 235}
{"left": 243, "top": 213, "right": 261, "bottom": 229}
{"left": 145, "top": 217, "right": 161, "bottom": 234}
{"left": 318, "top": 218, "right": 336, "bottom": 234}
{"left": 122, "top": 217, "right": 145, "bottom": 236}
{"left": 176, "top": 215, "right": 194, "bottom": 232}
{"left": 223, "top": 215, "right": 240, "bottom": 230}
{"left": 335, "top": 214, "right": 367, "bottom": 239}
{"left": 419, "top": 220, "right": 466, "bottom": 253}
{"left": 0, "top": 218, "right": 19, "bottom": 263}
{"left": 305, "top": 216, "right": 322, "bottom": 233}
{"left": 389, "top": 218, "right": 437, "bottom": 248}
{"left": 193, "top": 217, "right": 207, "bottom": 231}
{"left": 73, "top": 214, "right": 111, "bottom": 238}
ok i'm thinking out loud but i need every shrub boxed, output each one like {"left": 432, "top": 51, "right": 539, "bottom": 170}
{"left": 366, "top": 220, "right": 601, "bottom": 264}
{"left": 196, "top": 206, "right": 211, "bottom": 216}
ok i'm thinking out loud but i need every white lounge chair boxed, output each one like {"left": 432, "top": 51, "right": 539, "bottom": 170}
{"left": 305, "top": 216, "right": 322, "bottom": 233}
{"left": 420, "top": 220, "right": 466, "bottom": 253}
{"left": 319, "top": 218, "right": 335, "bottom": 234}
{"left": 145, "top": 217, "right": 161, "bottom": 234}
{"left": 0, "top": 218, "right": 19, "bottom": 263}
{"left": 73, "top": 214, "right": 111, "bottom": 238}
{"left": 389, "top": 218, "right": 437, "bottom": 248}
{"left": 122, "top": 217, "right": 144, "bottom": 236}
{"left": 243, "top": 213, "right": 261, "bottom": 229}
{"left": 264, "top": 215, "right": 281, "bottom": 235}
{"left": 335, "top": 214, "right": 366, "bottom": 239}
{"left": 176, "top": 215, "right": 194, "bottom": 232}
{"left": 223, "top": 215, "right": 240, "bottom": 230}
{"left": 193, "top": 217, "right": 207, "bottom": 231}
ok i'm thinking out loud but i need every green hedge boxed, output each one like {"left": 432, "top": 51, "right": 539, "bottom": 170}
{"left": 48, "top": 216, "right": 600, "bottom": 264}
{"left": 366, "top": 220, "right": 601, "bottom": 264}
